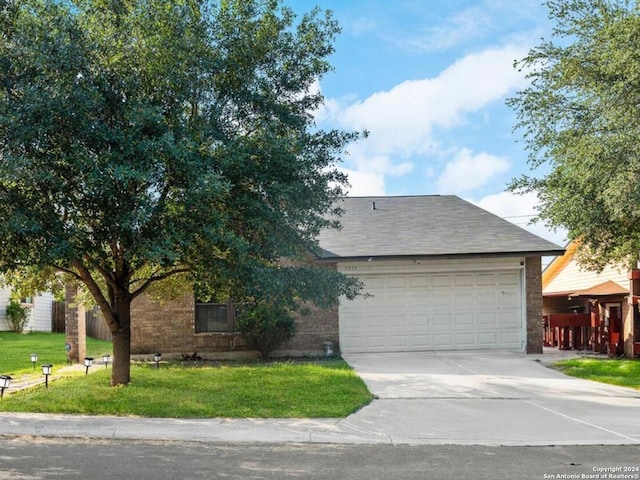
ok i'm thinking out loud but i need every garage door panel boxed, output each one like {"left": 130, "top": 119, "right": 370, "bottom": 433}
{"left": 454, "top": 274, "right": 474, "bottom": 287}
{"left": 454, "top": 313, "right": 474, "bottom": 326}
{"left": 500, "top": 331, "right": 521, "bottom": 346}
{"left": 499, "top": 311, "right": 521, "bottom": 327}
{"left": 388, "top": 335, "right": 408, "bottom": 348}
{"left": 476, "top": 291, "right": 498, "bottom": 307}
{"left": 409, "top": 276, "right": 429, "bottom": 288}
{"left": 389, "top": 314, "right": 407, "bottom": 328}
{"left": 476, "top": 273, "right": 497, "bottom": 286}
{"left": 409, "top": 335, "right": 431, "bottom": 348}
{"left": 342, "top": 334, "right": 364, "bottom": 349}
{"left": 340, "top": 269, "right": 523, "bottom": 353}
{"left": 478, "top": 332, "right": 498, "bottom": 345}
{"left": 363, "top": 276, "right": 385, "bottom": 288}
{"left": 365, "top": 336, "right": 387, "bottom": 349}
{"left": 387, "top": 276, "right": 408, "bottom": 288}
{"left": 432, "top": 314, "right": 452, "bottom": 327}
{"left": 456, "top": 332, "right": 476, "bottom": 346}
{"left": 432, "top": 275, "right": 451, "bottom": 287}
{"left": 499, "top": 272, "right": 520, "bottom": 285}
{"left": 431, "top": 293, "right": 453, "bottom": 308}
{"left": 343, "top": 314, "right": 386, "bottom": 332}
{"left": 500, "top": 291, "right": 521, "bottom": 308}
{"left": 478, "top": 312, "right": 498, "bottom": 326}
{"left": 433, "top": 333, "right": 453, "bottom": 347}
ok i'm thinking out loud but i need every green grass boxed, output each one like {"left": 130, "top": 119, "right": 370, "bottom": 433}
{"left": 554, "top": 358, "right": 640, "bottom": 390}
{"left": 0, "top": 332, "right": 373, "bottom": 418}
{"left": 0, "top": 332, "right": 112, "bottom": 376}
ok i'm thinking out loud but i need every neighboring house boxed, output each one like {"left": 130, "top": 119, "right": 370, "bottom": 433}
{"left": 129, "top": 195, "right": 564, "bottom": 357}
{"left": 0, "top": 287, "right": 54, "bottom": 332}
{"left": 542, "top": 241, "right": 640, "bottom": 358}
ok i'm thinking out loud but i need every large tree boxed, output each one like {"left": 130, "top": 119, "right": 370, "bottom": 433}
{"left": 509, "top": 0, "right": 640, "bottom": 270}
{"left": 0, "top": 0, "right": 361, "bottom": 386}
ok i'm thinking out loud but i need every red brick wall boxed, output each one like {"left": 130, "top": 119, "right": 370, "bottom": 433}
{"left": 526, "top": 256, "right": 543, "bottom": 353}
{"left": 280, "top": 302, "right": 339, "bottom": 354}
{"left": 130, "top": 293, "right": 336, "bottom": 357}
{"left": 64, "top": 284, "right": 86, "bottom": 363}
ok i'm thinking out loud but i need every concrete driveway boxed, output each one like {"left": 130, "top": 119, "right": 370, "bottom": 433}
{"left": 1, "top": 350, "right": 639, "bottom": 447}
{"left": 341, "top": 350, "right": 640, "bottom": 445}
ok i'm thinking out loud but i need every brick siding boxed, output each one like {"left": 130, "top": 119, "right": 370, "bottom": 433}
{"left": 526, "top": 256, "right": 543, "bottom": 353}
{"left": 130, "top": 293, "right": 336, "bottom": 357}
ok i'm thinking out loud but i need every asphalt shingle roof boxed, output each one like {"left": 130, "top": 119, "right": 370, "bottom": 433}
{"left": 317, "top": 195, "right": 565, "bottom": 259}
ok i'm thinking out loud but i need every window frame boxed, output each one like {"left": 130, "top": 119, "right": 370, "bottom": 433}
{"left": 194, "top": 299, "right": 236, "bottom": 334}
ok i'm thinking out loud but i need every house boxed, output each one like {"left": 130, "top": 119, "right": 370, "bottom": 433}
{"left": 129, "top": 195, "right": 564, "bottom": 357}
{"left": 0, "top": 287, "right": 54, "bottom": 332}
{"left": 542, "top": 241, "right": 640, "bottom": 358}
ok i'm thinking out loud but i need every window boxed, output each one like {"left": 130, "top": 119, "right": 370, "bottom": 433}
{"left": 20, "top": 296, "right": 33, "bottom": 306}
{"left": 195, "top": 299, "right": 238, "bottom": 333}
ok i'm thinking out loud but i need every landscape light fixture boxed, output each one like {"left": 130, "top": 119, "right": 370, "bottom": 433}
{"left": 0, "top": 375, "right": 11, "bottom": 398}
{"left": 84, "top": 357, "right": 93, "bottom": 375}
{"left": 42, "top": 364, "right": 52, "bottom": 388}
{"left": 103, "top": 354, "right": 110, "bottom": 368}
{"left": 30, "top": 353, "right": 38, "bottom": 370}
{"left": 153, "top": 353, "right": 162, "bottom": 369}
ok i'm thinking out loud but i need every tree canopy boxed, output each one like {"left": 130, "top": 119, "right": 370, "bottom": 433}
{"left": 508, "top": 0, "right": 640, "bottom": 270}
{"left": 0, "top": 0, "right": 361, "bottom": 385}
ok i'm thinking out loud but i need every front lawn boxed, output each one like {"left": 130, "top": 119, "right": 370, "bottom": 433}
{"left": 554, "top": 357, "right": 640, "bottom": 390}
{"left": 0, "top": 332, "right": 373, "bottom": 418}
{"left": 0, "top": 332, "right": 112, "bottom": 375}
{"left": 0, "top": 360, "right": 374, "bottom": 418}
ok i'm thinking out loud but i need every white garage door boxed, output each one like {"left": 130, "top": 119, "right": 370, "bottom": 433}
{"left": 340, "top": 270, "right": 523, "bottom": 352}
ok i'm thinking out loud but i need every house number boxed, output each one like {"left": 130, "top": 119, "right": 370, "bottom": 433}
{"left": 344, "top": 266, "right": 358, "bottom": 271}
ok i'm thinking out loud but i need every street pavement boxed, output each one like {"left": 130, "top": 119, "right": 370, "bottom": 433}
{"left": 1, "top": 349, "right": 639, "bottom": 446}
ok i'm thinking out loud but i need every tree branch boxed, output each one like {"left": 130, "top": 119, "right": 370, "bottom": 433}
{"left": 71, "top": 260, "right": 120, "bottom": 331}
{"left": 130, "top": 267, "right": 190, "bottom": 299}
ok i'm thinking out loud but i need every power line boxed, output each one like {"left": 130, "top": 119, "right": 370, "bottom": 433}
{"left": 502, "top": 214, "right": 537, "bottom": 219}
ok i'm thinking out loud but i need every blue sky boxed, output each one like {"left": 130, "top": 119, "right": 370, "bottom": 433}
{"left": 288, "top": 0, "right": 566, "bottom": 247}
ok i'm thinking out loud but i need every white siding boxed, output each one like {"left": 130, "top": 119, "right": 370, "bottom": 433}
{"left": 544, "top": 258, "right": 628, "bottom": 294}
{"left": 0, "top": 287, "right": 10, "bottom": 330}
{"left": 26, "top": 292, "right": 53, "bottom": 332}
{"left": 0, "top": 287, "right": 53, "bottom": 332}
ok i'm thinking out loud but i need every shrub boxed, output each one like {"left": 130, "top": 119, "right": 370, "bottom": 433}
{"left": 5, "top": 300, "right": 30, "bottom": 333}
{"left": 236, "top": 303, "right": 296, "bottom": 359}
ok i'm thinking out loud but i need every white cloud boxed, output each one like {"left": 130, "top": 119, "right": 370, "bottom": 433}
{"left": 346, "top": 17, "right": 377, "bottom": 36}
{"left": 389, "top": 0, "right": 546, "bottom": 54}
{"left": 437, "top": 149, "right": 510, "bottom": 193}
{"left": 340, "top": 167, "right": 386, "bottom": 197}
{"left": 316, "top": 43, "right": 530, "bottom": 198}
{"left": 327, "top": 44, "right": 528, "bottom": 158}
{"left": 400, "top": 6, "right": 493, "bottom": 53}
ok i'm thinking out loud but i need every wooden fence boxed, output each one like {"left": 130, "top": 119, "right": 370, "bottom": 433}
{"left": 52, "top": 301, "right": 65, "bottom": 333}
{"left": 50, "top": 301, "right": 112, "bottom": 342}
{"left": 86, "top": 307, "right": 112, "bottom": 342}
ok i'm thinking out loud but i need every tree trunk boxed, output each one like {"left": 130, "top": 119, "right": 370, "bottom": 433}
{"left": 110, "top": 293, "right": 132, "bottom": 386}
{"left": 111, "top": 328, "right": 131, "bottom": 386}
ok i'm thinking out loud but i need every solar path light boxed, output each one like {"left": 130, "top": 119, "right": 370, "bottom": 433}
{"left": 42, "top": 364, "right": 52, "bottom": 388}
{"left": 153, "top": 353, "right": 162, "bottom": 369}
{"left": 84, "top": 357, "right": 93, "bottom": 375}
{"left": 30, "top": 353, "right": 38, "bottom": 370}
{"left": 103, "top": 354, "right": 110, "bottom": 368}
{"left": 0, "top": 375, "right": 11, "bottom": 398}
